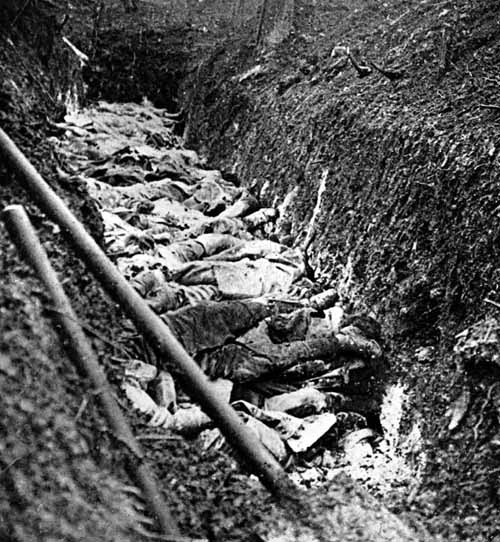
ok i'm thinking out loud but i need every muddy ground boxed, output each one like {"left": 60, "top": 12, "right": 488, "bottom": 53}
{"left": 1, "top": 1, "right": 500, "bottom": 541}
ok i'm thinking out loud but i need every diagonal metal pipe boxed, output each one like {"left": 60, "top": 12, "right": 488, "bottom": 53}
{"left": 0, "top": 127, "right": 289, "bottom": 495}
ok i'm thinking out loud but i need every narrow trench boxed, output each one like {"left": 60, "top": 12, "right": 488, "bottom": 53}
{"left": 52, "top": 92, "right": 424, "bottom": 514}
{"left": 4, "top": 2, "right": 500, "bottom": 540}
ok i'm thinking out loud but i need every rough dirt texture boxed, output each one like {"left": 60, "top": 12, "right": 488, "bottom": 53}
{"left": 0, "top": 24, "right": 141, "bottom": 542}
{"left": 185, "top": 1, "right": 500, "bottom": 541}
{"left": 2, "top": 0, "right": 500, "bottom": 541}
{"left": 0, "top": 7, "right": 165, "bottom": 542}
{"left": 2, "top": 4, "right": 420, "bottom": 542}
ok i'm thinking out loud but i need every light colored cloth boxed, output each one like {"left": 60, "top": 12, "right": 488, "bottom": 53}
{"left": 156, "top": 234, "right": 241, "bottom": 272}
{"left": 172, "top": 256, "right": 303, "bottom": 298}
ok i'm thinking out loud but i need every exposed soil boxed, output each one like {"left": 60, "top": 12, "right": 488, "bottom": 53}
{"left": 0, "top": 28, "right": 142, "bottom": 542}
{"left": 185, "top": 1, "right": 500, "bottom": 540}
{"left": 1, "top": 1, "right": 500, "bottom": 541}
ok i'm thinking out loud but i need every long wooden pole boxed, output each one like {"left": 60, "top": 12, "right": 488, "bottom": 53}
{"left": 255, "top": 0, "right": 268, "bottom": 48}
{"left": 2, "top": 204, "right": 180, "bottom": 537}
{"left": 0, "top": 127, "right": 289, "bottom": 495}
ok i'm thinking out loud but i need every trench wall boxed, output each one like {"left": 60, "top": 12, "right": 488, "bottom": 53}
{"left": 181, "top": 10, "right": 500, "bottom": 536}
{"left": 187, "top": 51, "right": 500, "bottom": 342}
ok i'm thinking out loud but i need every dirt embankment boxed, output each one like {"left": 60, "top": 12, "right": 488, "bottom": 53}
{"left": 0, "top": 5, "right": 152, "bottom": 542}
{"left": 0, "top": 4, "right": 288, "bottom": 542}
{"left": 2, "top": 1, "right": 500, "bottom": 541}
{"left": 184, "top": 1, "right": 500, "bottom": 540}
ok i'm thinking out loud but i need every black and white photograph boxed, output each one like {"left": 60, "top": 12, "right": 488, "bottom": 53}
{"left": 0, "top": 1, "right": 499, "bottom": 541}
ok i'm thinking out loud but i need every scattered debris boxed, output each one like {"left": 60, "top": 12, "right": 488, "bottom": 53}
{"left": 415, "top": 345, "right": 435, "bottom": 363}
{"left": 54, "top": 100, "right": 386, "bottom": 483}
{"left": 346, "top": 49, "right": 372, "bottom": 78}
{"left": 0, "top": 352, "right": 17, "bottom": 377}
{"left": 235, "top": 64, "right": 266, "bottom": 83}
{"left": 62, "top": 36, "right": 89, "bottom": 66}
{"left": 369, "top": 60, "right": 406, "bottom": 81}
{"left": 446, "top": 387, "right": 471, "bottom": 433}
{"left": 342, "top": 427, "right": 377, "bottom": 454}
{"left": 454, "top": 317, "right": 500, "bottom": 369}
{"left": 264, "top": 387, "right": 328, "bottom": 417}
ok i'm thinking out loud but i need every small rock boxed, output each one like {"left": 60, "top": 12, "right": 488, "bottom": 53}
{"left": 0, "top": 352, "right": 17, "bottom": 377}
{"left": 415, "top": 346, "right": 434, "bottom": 363}
{"left": 454, "top": 317, "right": 500, "bottom": 368}
{"left": 446, "top": 387, "right": 470, "bottom": 432}
{"left": 19, "top": 399, "right": 35, "bottom": 414}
